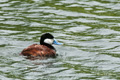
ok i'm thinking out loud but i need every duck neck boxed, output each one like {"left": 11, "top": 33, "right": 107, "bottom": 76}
{"left": 41, "top": 43, "right": 56, "bottom": 51}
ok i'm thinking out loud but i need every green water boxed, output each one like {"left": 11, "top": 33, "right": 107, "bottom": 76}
{"left": 0, "top": 0, "right": 120, "bottom": 80}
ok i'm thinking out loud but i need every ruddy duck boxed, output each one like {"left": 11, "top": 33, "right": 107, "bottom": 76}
{"left": 20, "top": 33, "right": 62, "bottom": 59}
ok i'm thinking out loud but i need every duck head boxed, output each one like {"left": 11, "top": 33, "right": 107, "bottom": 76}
{"left": 40, "top": 33, "right": 62, "bottom": 45}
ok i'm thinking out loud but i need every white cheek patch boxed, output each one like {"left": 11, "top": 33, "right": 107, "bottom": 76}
{"left": 44, "top": 39, "right": 54, "bottom": 45}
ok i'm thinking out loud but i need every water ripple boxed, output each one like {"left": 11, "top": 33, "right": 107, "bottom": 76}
{"left": 0, "top": 0, "right": 120, "bottom": 80}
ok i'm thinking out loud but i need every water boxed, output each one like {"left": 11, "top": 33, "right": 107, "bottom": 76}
{"left": 0, "top": 0, "right": 120, "bottom": 80}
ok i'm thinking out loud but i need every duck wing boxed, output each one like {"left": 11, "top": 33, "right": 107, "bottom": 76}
{"left": 20, "top": 44, "right": 56, "bottom": 57}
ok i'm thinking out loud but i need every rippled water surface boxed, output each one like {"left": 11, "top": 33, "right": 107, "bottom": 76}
{"left": 0, "top": 0, "right": 120, "bottom": 80}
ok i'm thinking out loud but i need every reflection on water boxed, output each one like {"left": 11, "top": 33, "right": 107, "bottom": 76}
{"left": 0, "top": 0, "right": 120, "bottom": 79}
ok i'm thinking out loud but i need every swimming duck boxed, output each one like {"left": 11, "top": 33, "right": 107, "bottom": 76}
{"left": 20, "top": 33, "right": 62, "bottom": 59}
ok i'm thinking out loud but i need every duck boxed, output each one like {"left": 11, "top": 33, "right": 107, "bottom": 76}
{"left": 20, "top": 33, "right": 62, "bottom": 59}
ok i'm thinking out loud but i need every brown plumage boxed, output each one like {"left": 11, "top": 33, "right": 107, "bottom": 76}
{"left": 21, "top": 44, "right": 56, "bottom": 57}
